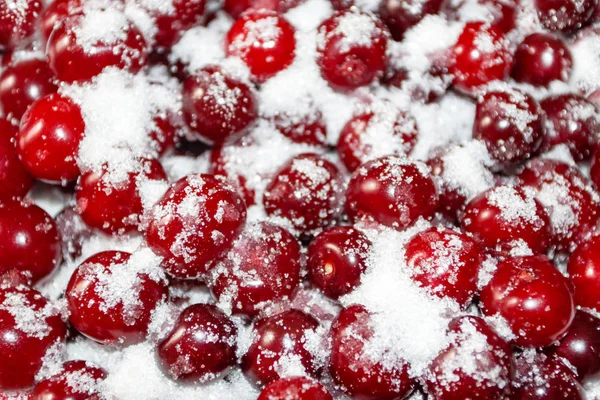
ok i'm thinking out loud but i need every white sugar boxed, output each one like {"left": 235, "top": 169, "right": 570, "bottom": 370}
{"left": 76, "top": 1, "right": 129, "bottom": 50}
{"left": 331, "top": 11, "right": 378, "bottom": 53}
{"left": 0, "top": 291, "right": 63, "bottom": 339}
{"left": 487, "top": 185, "right": 541, "bottom": 224}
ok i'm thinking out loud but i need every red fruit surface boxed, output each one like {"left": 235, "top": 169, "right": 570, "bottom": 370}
{"left": 148, "top": 0, "right": 206, "bottom": 48}
{"left": 258, "top": 377, "right": 333, "bottom": 400}
{"left": 0, "top": 0, "right": 42, "bottom": 50}
{"left": 40, "top": 0, "right": 82, "bottom": 43}
{"left": 0, "top": 118, "right": 32, "bottom": 201}
{"left": 512, "top": 33, "right": 573, "bottom": 87}
{"left": 554, "top": 311, "right": 600, "bottom": 380}
{"left": 379, "top": 0, "right": 444, "bottom": 40}
{"left": 535, "top": 0, "right": 596, "bottom": 32}
{"left": 568, "top": 235, "right": 600, "bottom": 312}
{"left": 31, "top": 360, "right": 107, "bottom": 400}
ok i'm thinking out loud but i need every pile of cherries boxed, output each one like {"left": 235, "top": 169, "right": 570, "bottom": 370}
{"left": 1, "top": 0, "right": 600, "bottom": 399}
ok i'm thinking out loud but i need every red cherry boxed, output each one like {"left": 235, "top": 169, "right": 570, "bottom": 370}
{"left": 66, "top": 250, "right": 168, "bottom": 345}
{"left": 258, "top": 377, "right": 333, "bottom": 400}
{"left": 146, "top": 174, "right": 247, "bottom": 279}
{"left": 568, "top": 235, "right": 600, "bottom": 312}
{"left": 512, "top": 33, "right": 573, "bottom": 87}
{"left": 316, "top": 10, "right": 388, "bottom": 90}
{"left": 591, "top": 147, "right": 600, "bottom": 189}
{"left": 224, "top": 0, "right": 304, "bottom": 19}
{"left": 0, "top": 118, "right": 32, "bottom": 202}
{"left": 147, "top": 0, "right": 206, "bottom": 48}
{"left": 210, "top": 141, "right": 256, "bottom": 206}
{"left": 450, "top": 21, "right": 512, "bottom": 93}
{"left": 272, "top": 111, "right": 328, "bottom": 147}
{"left": 480, "top": 255, "right": 575, "bottom": 348}
{"left": 444, "top": 0, "right": 518, "bottom": 33}
{"left": 345, "top": 156, "right": 439, "bottom": 230}
{"left": 540, "top": 94, "right": 599, "bottom": 161}
{"left": 182, "top": 66, "right": 257, "bottom": 145}
{"left": 242, "top": 309, "right": 321, "bottom": 387}
{"left": 329, "top": 305, "right": 413, "bottom": 399}
{"left": 39, "top": 0, "right": 82, "bottom": 43}
{"left": 473, "top": 89, "right": 544, "bottom": 168}
{"left": 31, "top": 360, "right": 107, "bottom": 400}
{"left": 379, "top": 0, "right": 444, "bottom": 40}
{"left": 149, "top": 116, "right": 177, "bottom": 156}
{"left": 47, "top": 13, "right": 148, "bottom": 83}
{"left": 0, "top": 286, "right": 67, "bottom": 390}
{"left": 225, "top": 10, "right": 296, "bottom": 82}
{"left": 405, "top": 226, "right": 483, "bottom": 306}
{"left": 55, "top": 206, "right": 92, "bottom": 260}
{"left": 553, "top": 311, "right": 600, "bottom": 380}
{"left": 76, "top": 158, "right": 168, "bottom": 235}
{"left": 157, "top": 304, "right": 237, "bottom": 383}
{"left": 424, "top": 315, "right": 513, "bottom": 400}
{"left": 534, "top": 0, "right": 595, "bottom": 32}
{"left": 263, "top": 153, "right": 343, "bottom": 237}
{"left": 0, "top": 0, "right": 42, "bottom": 50}
{"left": 0, "top": 201, "right": 61, "bottom": 284}
{"left": 17, "top": 93, "right": 85, "bottom": 183}
{"left": 461, "top": 185, "right": 551, "bottom": 255}
{"left": 208, "top": 221, "right": 301, "bottom": 317}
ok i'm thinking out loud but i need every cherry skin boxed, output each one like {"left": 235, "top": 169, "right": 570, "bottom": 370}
{"left": 0, "top": 0, "right": 42, "bottom": 50}
{"left": 225, "top": 10, "right": 296, "bottom": 82}
{"left": 345, "top": 156, "right": 439, "bottom": 231}
{"left": 0, "top": 119, "right": 32, "bottom": 202}
{"left": 0, "top": 286, "right": 67, "bottom": 390}
{"left": 329, "top": 305, "right": 413, "bottom": 399}
{"left": 512, "top": 33, "right": 573, "bottom": 87}
{"left": 534, "top": 0, "right": 596, "bottom": 32}
{"left": 157, "top": 304, "right": 237, "bottom": 383}
{"left": 461, "top": 185, "right": 551, "bottom": 255}
{"left": 182, "top": 66, "right": 257, "bottom": 145}
{"left": 210, "top": 141, "right": 256, "bottom": 206}
{"left": 224, "top": 0, "right": 304, "bottom": 19}
{"left": 317, "top": 10, "right": 389, "bottom": 90}
{"left": 207, "top": 221, "right": 302, "bottom": 317}
{"left": 479, "top": 255, "right": 575, "bottom": 348}
{"left": 450, "top": 21, "right": 512, "bottom": 93}
{"left": 76, "top": 158, "right": 168, "bottom": 235}
{"left": 258, "top": 377, "right": 333, "bottom": 400}
{"left": 272, "top": 111, "right": 328, "bottom": 147}
{"left": 39, "top": 0, "right": 82, "bottom": 43}
{"left": 263, "top": 153, "right": 343, "bottom": 237}
{"left": 150, "top": 116, "right": 177, "bottom": 156}
{"left": 444, "top": 0, "right": 518, "bottom": 33}
{"left": 424, "top": 316, "right": 513, "bottom": 400}
{"left": 31, "top": 360, "right": 107, "bottom": 400}
{"left": 242, "top": 309, "right": 321, "bottom": 387}
{"left": 591, "top": 147, "right": 600, "bottom": 190}
{"left": 307, "top": 226, "right": 371, "bottom": 299}
{"left": 378, "top": 0, "right": 444, "bottom": 40}
{"left": 146, "top": 0, "right": 206, "bottom": 48}
{"left": 146, "top": 174, "right": 247, "bottom": 279}
{"left": 568, "top": 235, "right": 600, "bottom": 312}
{"left": 473, "top": 89, "right": 544, "bottom": 169}
{"left": 66, "top": 250, "right": 169, "bottom": 345}
{"left": 553, "top": 311, "right": 600, "bottom": 380}
{"left": 405, "top": 226, "right": 483, "bottom": 307}
{"left": 0, "top": 201, "right": 62, "bottom": 284}
{"left": 17, "top": 93, "right": 85, "bottom": 183}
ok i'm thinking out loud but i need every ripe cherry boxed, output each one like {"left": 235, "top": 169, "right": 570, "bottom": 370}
{"left": 39, "top": 0, "right": 82, "bottom": 43}
{"left": 31, "top": 360, "right": 107, "bottom": 400}
{"left": 157, "top": 304, "right": 237, "bottom": 383}
{"left": 182, "top": 66, "right": 257, "bottom": 145}
{"left": 568, "top": 235, "right": 600, "bottom": 312}
{"left": 479, "top": 255, "right": 575, "bottom": 348}
{"left": 553, "top": 311, "right": 600, "bottom": 380}
{"left": 345, "top": 156, "right": 439, "bottom": 231}
{"left": 272, "top": 111, "right": 328, "bottom": 147}
{"left": 145, "top": 0, "right": 206, "bottom": 48}
{"left": 208, "top": 221, "right": 301, "bottom": 317}
{"left": 317, "top": 10, "right": 389, "bottom": 90}
{"left": 444, "top": 0, "right": 518, "bottom": 33}
{"left": 512, "top": 33, "right": 573, "bottom": 87}
{"left": 146, "top": 174, "right": 247, "bottom": 279}
{"left": 210, "top": 141, "right": 256, "bottom": 206}
{"left": 225, "top": 10, "right": 296, "bottom": 82}
{"left": 330, "top": 305, "right": 413, "bottom": 399}
{"left": 534, "top": 0, "right": 596, "bottom": 32}
{"left": 0, "top": 201, "right": 61, "bottom": 284}
{"left": 258, "top": 377, "right": 333, "bottom": 400}
{"left": 66, "top": 250, "right": 169, "bottom": 345}
{"left": 591, "top": 147, "right": 600, "bottom": 189}
{"left": 224, "top": 0, "right": 304, "bottom": 19}
{"left": 150, "top": 116, "right": 177, "bottom": 156}
{"left": 379, "top": 0, "right": 444, "bottom": 40}
{"left": 242, "top": 309, "right": 321, "bottom": 387}
{"left": 263, "top": 153, "right": 343, "bottom": 237}
{"left": 17, "top": 93, "right": 85, "bottom": 183}
{"left": 0, "top": 0, "right": 42, "bottom": 50}
{"left": 0, "top": 286, "right": 67, "bottom": 390}
{"left": 0, "top": 118, "right": 32, "bottom": 202}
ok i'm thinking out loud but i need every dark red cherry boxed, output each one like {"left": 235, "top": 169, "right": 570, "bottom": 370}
{"left": 76, "top": 158, "right": 168, "bottom": 235}
{"left": 553, "top": 311, "right": 600, "bottom": 380}
{"left": 330, "top": 305, "right": 413, "bottom": 399}
{"left": 208, "top": 221, "right": 301, "bottom": 317}
{"left": 480, "top": 255, "right": 575, "bottom": 348}
{"left": 263, "top": 153, "right": 343, "bottom": 237}
{"left": 224, "top": 0, "right": 304, "bottom": 18}
{"left": 182, "top": 66, "right": 257, "bottom": 145}
{"left": 379, "top": 0, "right": 444, "bottom": 40}
{"left": 31, "top": 360, "right": 107, "bottom": 400}
{"left": 258, "top": 377, "right": 333, "bottom": 400}
{"left": 512, "top": 33, "right": 573, "bottom": 87}
{"left": 0, "top": 118, "right": 32, "bottom": 201}
{"left": 307, "top": 226, "right": 371, "bottom": 299}
{"left": 534, "top": 0, "right": 595, "bottom": 32}
{"left": 0, "top": 201, "right": 61, "bottom": 284}
{"left": 568, "top": 235, "right": 600, "bottom": 312}
{"left": 157, "top": 304, "right": 237, "bottom": 383}
{"left": 40, "top": 0, "right": 82, "bottom": 43}
{"left": 146, "top": 174, "right": 247, "bottom": 279}
{"left": 17, "top": 93, "right": 85, "bottom": 183}
{"left": 0, "top": 0, "right": 42, "bottom": 50}
{"left": 405, "top": 226, "right": 483, "bottom": 307}
{"left": 272, "top": 111, "right": 328, "bottom": 147}
{"left": 225, "top": 10, "right": 296, "bottom": 82}
{"left": 540, "top": 94, "right": 599, "bottom": 161}
{"left": 242, "top": 309, "right": 321, "bottom": 387}
{"left": 450, "top": 21, "right": 512, "bottom": 93}
{"left": 345, "top": 156, "right": 439, "bottom": 230}
{"left": 473, "top": 89, "right": 544, "bottom": 168}
{"left": 66, "top": 250, "right": 168, "bottom": 345}
{"left": 147, "top": 0, "right": 206, "bottom": 48}
{"left": 425, "top": 315, "right": 513, "bottom": 400}
{"left": 316, "top": 10, "right": 389, "bottom": 90}
{"left": 444, "top": 0, "right": 518, "bottom": 33}
{"left": 0, "top": 286, "right": 67, "bottom": 390}
{"left": 591, "top": 147, "right": 600, "bottom": 189}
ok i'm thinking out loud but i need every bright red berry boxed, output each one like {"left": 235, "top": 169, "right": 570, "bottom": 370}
{"left": 224, "top": 0, "right": 304, "bottom": 19}
{"left": 0, "top": 118, "right": 32, "bottom": 201}
{"left": 145, "top": 0, "right": 206, "bottom": 48}
{"left": 31, "top": 360, "right": 107, "bottom": 400}
{"left": 512, "top": 33, "right": 573, "bottom": 87}
{"left": 0, "top": 0, "right": 42, "bottom": 50}
{"left": 553, "top": 311, "right": 600, "bottom": 380}
{"left": 568, "top": 235, "right": 600, "bottom": 312}
{"left": 534, "top": 0, "right": 596, "bottom": 32}
{"left": 39, "top": 0, "right": 82, "bottom": 43}
{"left": 379, "top": 0, "right": 444, "bottom": 40}
{"left": 258, "top": 377, "right": 333, "bottom": 400}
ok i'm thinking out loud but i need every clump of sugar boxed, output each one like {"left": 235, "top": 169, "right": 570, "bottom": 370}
{"left": 329, "top": 11, "right": 379, "bottom": 52}
{"left": 0, "top": 290, "right": 63, "bottom": 339}
{"left": 487, "top": 185, "right": 542, "bottom": 225}
{"left": 76, "top": 1, "right": 129, "bottom": 50}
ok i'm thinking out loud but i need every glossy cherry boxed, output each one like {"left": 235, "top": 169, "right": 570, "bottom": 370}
{"left": 258, "top": 377, "right": 333, "bottom": 400}
{"left": 479, "top": 255, "right": 575, "bottom": 348}
{"left": 0, "top": 118, "right": 32, "bottom": 201}
{"left": 553, "top": 311, "right": 600, "bottom": 380}
{"left": 146, "top": 0, "right": 206, "bottom": 48}
{"left": 17, "top": 93, "right": 85, "bottom": 183}
{"left": 534, "top": 0, "right": 595, "bottom": 32}
{"left": 146, "top": 174, "right": 247, "bottom": 279}
{"left": 379, "top": 0, "right": 444, "bottom": 40}
{"left": 225, "top": 10, "right": 296, "bottom": 82}
{"left": 568, "top": 235, "right": 600, "bottom": 312}
{"left": 157, "top": 304, "right": 237, "bottom": 383}
{"left": 512, "top": 33, "right": 573, "bottom": 87}
{"left": 0, "top": 0, "right": 42, "bottom": 50}
{"left": 39, "top": 0, "right": 82, "bottom": 43}
{"left": 31, "top": 360, "right": 107, "bottom": 400}
{"left": 66, "top": 250, "right": 168, "bottom": 345}
{"left": 345, "top": 156, "right": 439, "bottom": 231}
{"left": 224, "top": 0, "right": 304, "bottom": 18}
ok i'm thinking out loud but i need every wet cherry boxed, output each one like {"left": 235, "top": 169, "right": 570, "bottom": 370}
{"left": 568, "top": 235, "right": 600, "bottom": 312}
{"left": 512, "top": 33, "right": 573, "bottom": 87}
{"left": 553, "top": 311, "right": 600, "bottom": 380}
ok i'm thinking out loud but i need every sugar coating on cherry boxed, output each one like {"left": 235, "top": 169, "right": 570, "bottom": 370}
{"left": 534, "top": 0, "right": 596, "bottom": 32}
{"left": 0, "top": 119, "right": 32, "bottom": 202}
{"left": 568, "top": 235, "right": 600, "bottom": 312}
{"left": 0, "top": 0, "right": 42, "bottom": 49}
{"left": 258, "top": 377, "right": 333, "bottom": 400}
{"left": 512, "top": 33, "right": 573, "bottom": 87}
{"left": 143, "top": 0, "right": 206, "bottom": 48}
{"left": 553, "top": 311, "right": 600, "bottom": 381}
{"left": 224, "top": 0, "right": 305, "bottom": 18}
{"left": 31, "top": 360, "right": 107, "bottom": 400}
{"left": 272, "top": 110, "right": 328, "bottom": 147}
{"left": 444, "top": 0, "right": 518, "bottom": 33}
{"left": 378, "top": 0, "right": 444, "bottom": 40}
